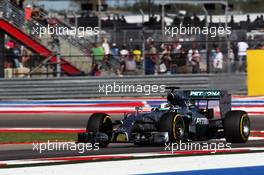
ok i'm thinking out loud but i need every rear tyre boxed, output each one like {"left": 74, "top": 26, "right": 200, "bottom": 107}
{"left": 86, "top": 113, "right": 113, "bottom": 147}
{"left": 158, "top": 112, "right": 185, "bottom": 142}
{"left": 224, "top": 110, "right": 250, "bottom": 143}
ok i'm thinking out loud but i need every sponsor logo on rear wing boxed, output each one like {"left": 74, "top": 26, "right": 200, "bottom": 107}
{"left": 188, "top": 90, "right": 221, "bottom": 99}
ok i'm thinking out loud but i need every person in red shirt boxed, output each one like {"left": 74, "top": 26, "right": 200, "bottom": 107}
{"left": 24, "top": 4, "right": 32, "bottom": 21}
{"left": 24, "top": 4, "right": 32, "bottom": 34}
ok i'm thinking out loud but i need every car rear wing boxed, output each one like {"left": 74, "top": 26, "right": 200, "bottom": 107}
{"left": 165, "top": 87, "right": 232, "bottom": 118}
{"left": 187, "top": 90, "right": 231, "bottom": 118}
{"left": 187, "top": 90, "right": 221, "bottom": 100}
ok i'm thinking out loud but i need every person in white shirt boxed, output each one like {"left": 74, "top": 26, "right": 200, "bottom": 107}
{"left": 125, "top": 55, "right": 137, "bottom": 72}
{"left": 188, "top": 46, "right": 199, "bottom": 63}
{"left": 102, "top": 38, "right": 110, "bottom": 55}
{"left": 213, "top": 47, "right": 224, "bottom": 73}
{"left": 188, "top": 45, "right": 200, "bottom": 73}
{"left": 237, "top": 41, "right": 248, "bottom": 72}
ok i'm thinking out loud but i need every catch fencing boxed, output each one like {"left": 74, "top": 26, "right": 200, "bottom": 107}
{"left": 0, "top": 73, "right": 246, "bottom": 99}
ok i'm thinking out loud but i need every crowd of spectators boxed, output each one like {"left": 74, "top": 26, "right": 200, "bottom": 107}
{"left": 4, "top": 0, "right": 264, "bottom": 78}
{"left": 90, "top": 38, "right": 142, "bottom": 76}
{"left": 89, "top": 38, "right": 204, "bottom": 76}
{"left": 145, "top": 41, "right": 202, "bottom": 75}
{"left": 4, "top": 40, "right": 31, "bottom": 70}
{"left": 0, "top": 1, "right": 53, "bottom": 77}
{"left": 88, "top": 36, "right": 263, "bottom": 76}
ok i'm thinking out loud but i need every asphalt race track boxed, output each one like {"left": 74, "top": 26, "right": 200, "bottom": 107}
{"left": 0, "top": 114, "right": 263, "bottom": 161}
{"left": 1, "top": 114, "right": 264, "bottom": 130}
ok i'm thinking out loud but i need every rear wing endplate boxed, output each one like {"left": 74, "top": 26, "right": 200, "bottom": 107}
{"left": 187, "top": 90, "right": 231, "bottom": 118}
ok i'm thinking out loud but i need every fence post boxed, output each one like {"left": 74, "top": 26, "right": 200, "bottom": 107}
{"left": 0, "top": 29, "right": 5, "bottom": 78}
{"left": 56, "top": 48, "right": 61, "bottom": 78}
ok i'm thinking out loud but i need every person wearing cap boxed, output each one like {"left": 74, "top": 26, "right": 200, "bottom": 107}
{"left": 132, "top": 45, "right": 142, "bottom": 68}
{"left": 111, "top": 43, "right": 119, "bottom": 60}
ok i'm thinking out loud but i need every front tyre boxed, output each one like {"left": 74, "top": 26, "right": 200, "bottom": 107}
{"left": 86, "top": 113, "right": 113, "bottom": 147}
{"left": 158, "top": 112, "right": 185, "bottom": 142}
{"left": 224, "top": 110, "right": 250, "bottom": 143}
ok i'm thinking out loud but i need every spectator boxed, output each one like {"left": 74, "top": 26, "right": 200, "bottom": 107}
{"left": 145, "top": 41, "right": 158, "bottom": 75}
{"left": 171, "top": 41, "right": 182, "bottom": 71}
{"left": 210, "top": 45, "right": 217, "bottom": 72}
{"left": 246, "top": 14, "right": 251, "bottom": 23}
{"left": 5, "top": 40, "right": 15, "bottom": 49}
{"left": 188, "top": 45, "right": 200, "bottom": 74}
{"left": 102, "top": 38, "right": 110, "bottom": 56}
{"left": 31, "top": 6, "right": 41, "bottom": 21}
{"left": 260, "top": 15, "right": 264, "bottom": 23}
{"left": 91, "top": 43, "right": 104, "bottom": 68}
{"left": 177, "top": 48, "right": 189, "bottom": 73}
{"left": 172, "top": 41, "right": 182, "bottom": 54}
{"left": 132, "top": 45, "right": 142, "bottom": 67}
{"left": 188, "top": 45, "right": 200, "bottom": 73}
{"left": 190, "top": 51, "right": 200, "bottom": 73}
{"left": 107, "top": 43, "right": 121, "bottom": 76}
{"left": 228, "top": 47, "right": 236, "bottom": 73}
{"left": 119, "top": 45, "right": 129, "bottom": 75}
{"left": 254, "top": 16, "right": 260, "bottom": 23}
{"left": 12, "top": 43, "right": 21, "bottom": 68}
{"left": 24, "top": 4, "right": 32, "bottom": 22}
{"left": 91, "top": 64, "right": 103, "bottom": 76}
{"left": 121, "top": 16, "right": 127, "bottom": 23}
{"left": 178, "top": 48, "right": 188, "bottom": 66}
{"left": 4, "top": 45, "right": 14, "bottom": 68}
{"left": 124, "top": 52, "right": 137, "bottom": 75}
{"left": 229, "top": 15, "right": 236, "bottom": 29}
{"left": 230, "top": 15, "right": 235, "bottom": 24}
{"left": 20, "top": 48, "right": 30, "bottom": 67}
{"left": 188, "top": 45, "right": 199, "bottom": 63}
{"left": 48, "top": 34, "right": 60, "bottom": 51}
{"left": 160, "top": 44, "right": 171, "bottom": 74}
{"left": 237, "top": 39, "right": 249, "bottom": 72}
{"left": 213, "top": 47, "right": 224, "bottom": 73}
{"left": 111, "top": 43, "right": 119, "bottom": 60}
{"left": 120, "top": 44, "right": 129, "bottom": 57}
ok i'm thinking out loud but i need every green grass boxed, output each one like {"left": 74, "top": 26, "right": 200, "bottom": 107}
{"left": 0, "top": 133, "right": 77, "bottom": 143}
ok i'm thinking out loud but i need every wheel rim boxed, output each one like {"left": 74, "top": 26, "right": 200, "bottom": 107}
{"left": 242, "top": 116, "right": 250, "bottom": 137}
{"left": 173, "top": 115, "right": 185, "bottom": 140}
{"left": 102, "top": 116, "right": 113, "bottom": 138}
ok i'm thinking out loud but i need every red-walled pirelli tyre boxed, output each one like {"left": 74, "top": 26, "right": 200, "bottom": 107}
{"left": 86, "top": 113, "right": 113, "bottom": 147}
{"left": 158, "top": 112, "right": 185, "bottom": 142}
{"left": 224, "top": 110, "right": 250, "bottom": 143}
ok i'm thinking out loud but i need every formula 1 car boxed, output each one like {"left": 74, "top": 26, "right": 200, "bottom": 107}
{"left": 78, "top": 88, "right": 250, "bottom": 147}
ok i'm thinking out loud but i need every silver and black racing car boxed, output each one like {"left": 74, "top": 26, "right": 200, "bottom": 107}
{"left": 78, "top": 87, "right": 250, "bottom": 147}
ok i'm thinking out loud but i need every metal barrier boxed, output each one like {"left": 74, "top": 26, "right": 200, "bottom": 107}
{"left": 0, "top": 73, "right": 246, "bottom": 99}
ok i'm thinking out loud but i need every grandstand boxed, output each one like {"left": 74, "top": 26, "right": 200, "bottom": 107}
{"left": 0, "top": 0, "right": 263, "bottom": 78}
